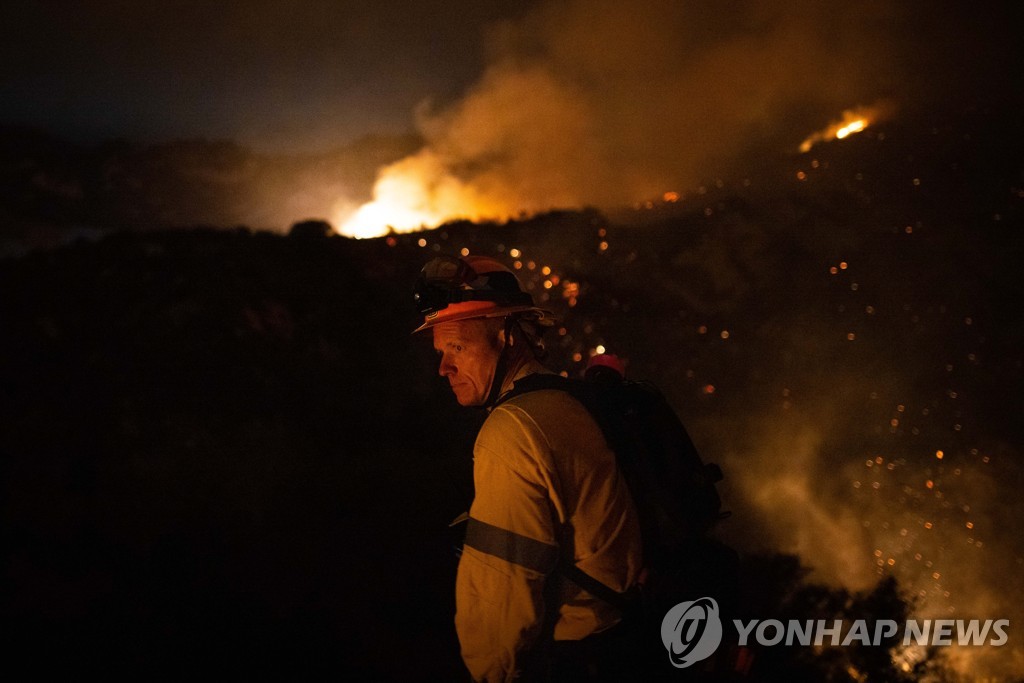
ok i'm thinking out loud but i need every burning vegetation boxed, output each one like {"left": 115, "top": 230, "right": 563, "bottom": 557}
{"left": 799, "top": 105, "right": 888, "bottom": 153}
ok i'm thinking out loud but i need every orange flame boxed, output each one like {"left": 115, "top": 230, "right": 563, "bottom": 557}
{"left": 334, "top": 150, "right": 512, "bottom": 239}
{"left": 799, "top": 105, "right": 884, "bottom": 153}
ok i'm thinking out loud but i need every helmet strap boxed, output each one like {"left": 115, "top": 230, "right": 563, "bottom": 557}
{"left": 482, "top": 316, "right": 516, "bottom": 410}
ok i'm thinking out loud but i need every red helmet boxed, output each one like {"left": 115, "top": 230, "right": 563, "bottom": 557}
{"left": 412, "top": 255, "right": 554, "bottom": 333}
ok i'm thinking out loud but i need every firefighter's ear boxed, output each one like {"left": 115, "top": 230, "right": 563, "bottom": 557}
{"left": 489, "top": 317, "right": 509, "bottom": 347}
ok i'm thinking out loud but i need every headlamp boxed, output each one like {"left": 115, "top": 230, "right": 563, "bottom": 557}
{"left": 413, "top": 255, "right": 533, "bottom": 316}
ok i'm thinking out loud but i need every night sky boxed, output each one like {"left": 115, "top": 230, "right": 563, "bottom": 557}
{"left": 1, "top": 0, "right": 537, "bottom": 151}
{"left": 1, "top": 1, "right": 1017, "bottom": 153}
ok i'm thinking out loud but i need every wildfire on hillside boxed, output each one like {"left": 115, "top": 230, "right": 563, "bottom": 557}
{"left": 799, "top": 105, "right": 888, "bottom": 153}
{"left": 333, "top": 150, "right": 510, "bottom": 239}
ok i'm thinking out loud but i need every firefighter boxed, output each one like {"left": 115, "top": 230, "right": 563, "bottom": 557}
{"left": 413, "top": 255, "right": 644, "bottom": 682}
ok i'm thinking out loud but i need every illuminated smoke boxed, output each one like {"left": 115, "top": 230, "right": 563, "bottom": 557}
{"left": 338, "top": 0, "right": 906, "bottom": 237}
{"left": 700, "top": 358, "right": 1024, "bottom": 680}
{"left": 719, "top": 417, "right": 876, "bottom": 588}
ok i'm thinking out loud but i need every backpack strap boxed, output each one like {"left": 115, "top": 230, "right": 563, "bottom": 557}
{"left": 557, "top": 560, "right": 640, "bottom": 614}
{"left": 496, "top": 372, "right": 579, "bottom": 406}
{"left": 496, "top": 373, "right": 638, "bottom": 613}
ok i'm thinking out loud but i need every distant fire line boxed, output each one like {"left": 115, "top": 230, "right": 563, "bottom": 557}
{"left": 799, "top": 106, "right": 882, "bottom": 153}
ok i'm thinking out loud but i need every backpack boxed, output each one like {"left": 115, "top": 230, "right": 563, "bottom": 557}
{"left": 495, "top": 370, "right": 738, "bottom": 624}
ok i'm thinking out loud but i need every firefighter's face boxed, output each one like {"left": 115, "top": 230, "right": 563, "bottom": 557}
{"left": 432, "top": 319, "right": 504, "bottom": 406}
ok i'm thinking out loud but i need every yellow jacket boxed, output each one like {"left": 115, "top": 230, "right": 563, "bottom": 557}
{"left": 455, "top": 363, "right": 643, "bottom": 682}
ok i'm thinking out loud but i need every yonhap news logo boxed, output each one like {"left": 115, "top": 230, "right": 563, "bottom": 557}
{"left": 660, "top": 597, "right": 724, "bottom": 668}
{"left": 730, "top": 617, "right": 1010, "bottom": 648}
{"left": 659, "top": 596, "right": 1009, "bottom": 668}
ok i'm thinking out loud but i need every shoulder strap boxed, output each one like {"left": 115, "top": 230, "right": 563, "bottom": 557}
{"left": 558, "top": 560, "right": 639, "bottom": 614}
{"left": 496, "top": 372, "right": 580, "bottom": 407}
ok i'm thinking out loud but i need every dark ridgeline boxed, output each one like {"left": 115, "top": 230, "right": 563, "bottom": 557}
{"left": 0, "top": 127, "right": 421, "bottom": 244}
{"left": 0, "top": 105, "right": 1021, "bottom": 679}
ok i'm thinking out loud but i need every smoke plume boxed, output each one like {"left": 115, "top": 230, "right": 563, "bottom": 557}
{"left": 340, "top": 0, "right": 912, "bottom": 235}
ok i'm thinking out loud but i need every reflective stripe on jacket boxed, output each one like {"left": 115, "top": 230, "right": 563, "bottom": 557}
{"left": 455, "top": 363, "right": 643, "bottom": 683}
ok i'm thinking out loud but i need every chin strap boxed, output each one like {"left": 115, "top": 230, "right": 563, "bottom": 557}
{"left": 482, "top": 316, "right": 517, "bottom": 410}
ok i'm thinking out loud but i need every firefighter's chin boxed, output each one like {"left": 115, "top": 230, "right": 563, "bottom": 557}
{"left": 449, "top": 382, "right": 479, "bottom": 407}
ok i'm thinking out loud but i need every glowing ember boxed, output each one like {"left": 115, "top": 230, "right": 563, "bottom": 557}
{"left": 799, "top": 105, "right": 885, "bottom": 153}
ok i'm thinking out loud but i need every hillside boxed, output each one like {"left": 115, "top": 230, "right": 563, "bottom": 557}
{"left": 1, "top": 105, "right": 1022, "bottom": 679}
